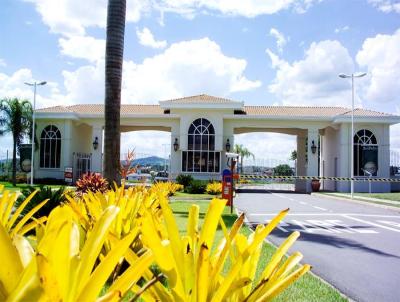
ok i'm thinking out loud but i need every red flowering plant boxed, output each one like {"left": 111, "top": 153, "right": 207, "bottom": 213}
{"left": 120, "top": 149, "right": 137, "bottom": 181}
{"left": 76, "top": 172, "right": 109, "bottom": 195}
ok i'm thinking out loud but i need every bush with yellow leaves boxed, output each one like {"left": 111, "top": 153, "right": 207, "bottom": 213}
{"left": 206, "top": 181, "right": 222, "bottom": 195}
{"left": 0, "top": 184, "right": 310, "bottom": 302}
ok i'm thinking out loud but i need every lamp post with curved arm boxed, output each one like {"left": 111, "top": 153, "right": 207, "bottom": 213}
{"left": 24, "top": 81, "right": 47, "bottom": 185}
{"left": 338, "top": 72, "right": 366, "bottom": 199}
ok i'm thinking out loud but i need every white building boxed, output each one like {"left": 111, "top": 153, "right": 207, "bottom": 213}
{"left": 35, "top": 94, "right": 400, "bottom": 192}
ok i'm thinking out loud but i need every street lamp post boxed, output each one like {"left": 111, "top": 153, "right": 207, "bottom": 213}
{"left": 24, "top": 81, "right": 47, "bottom": 185}
{"left": 338, "top": 72, "right": 366, "bottom": 199}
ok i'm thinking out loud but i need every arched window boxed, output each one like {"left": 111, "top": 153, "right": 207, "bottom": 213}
{"left": 40, "top": 125, "right": 61, "bottom": 168}
{"left": 354, "top": 129, "right": 378, "bottom": 176}
{"left": 182, "top": 118, "right": 220, "bottom": 173}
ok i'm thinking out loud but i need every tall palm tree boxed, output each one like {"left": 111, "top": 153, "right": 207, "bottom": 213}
{"left": 0, "top": 98, "right": 33, "bottom": 186}
{"left": 104, "top": 0, "right": 126, "bottom": 183}
{"left": 234, "top": 144, "right": 255, "bottom": 174}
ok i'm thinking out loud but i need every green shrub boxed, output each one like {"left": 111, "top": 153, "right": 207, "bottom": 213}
{"left": 16, "top": 185, "right": 67, "bottom": 218}
{"left": 184, "top": 179, "right": 207, "bottom": 194}
{"left": 175, "top": 174, "right": 194, "bottom": 187}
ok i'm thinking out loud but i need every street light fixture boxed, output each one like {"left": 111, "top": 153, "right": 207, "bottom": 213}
{"left": 24, "top": 81, "right": 47, "bottom": 185}
{"left": 338, "top": 72, "right": 366, "bottom": 199}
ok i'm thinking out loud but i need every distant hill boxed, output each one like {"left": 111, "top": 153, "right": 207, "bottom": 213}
{"left": 130, "top": 156, "right": 167, "bottom": 167}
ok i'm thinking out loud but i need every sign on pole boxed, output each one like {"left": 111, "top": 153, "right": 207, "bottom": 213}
{"left": 64, "top": 167, "right": 73, "bottom": 184}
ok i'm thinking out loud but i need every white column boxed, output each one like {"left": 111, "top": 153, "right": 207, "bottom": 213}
{"left": 91, "top": 126, "right": 103, "bottom": 173}
{"left": 170, "top": 125, "right": 180, "bottom": 179}
{"left": 295, "top": 132, "right": 307, "bottom": 192}
{"left": 307, "top": 128, "right": 319, "bottom": 193}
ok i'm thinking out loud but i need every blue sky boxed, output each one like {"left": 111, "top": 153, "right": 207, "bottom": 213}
{"left": 1, "top": 0, "right": 400, "bottom": 164}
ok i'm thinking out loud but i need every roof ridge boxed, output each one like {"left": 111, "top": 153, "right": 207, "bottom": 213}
{"left": 244, "top": 105, "right": 348, "bottom": 109}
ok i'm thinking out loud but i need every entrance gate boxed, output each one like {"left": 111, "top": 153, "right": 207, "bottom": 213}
{"left": 74, "top": 152, "right": 92, "bottom": 181}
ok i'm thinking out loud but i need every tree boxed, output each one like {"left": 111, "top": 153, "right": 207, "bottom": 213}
{"left": 0, "top": 98, "right": 33, "bottom": 186}
{"left": 234, "top": 144, "right": 255, "bottom": 174}
{"left": 273, "top": 164, "right": 293, "bottom": 176}
{"left": 290, "top": 150, "right": 297, "bottom": 161}
{"left": 103, "top": 0, "right": 126, "bottom": 184}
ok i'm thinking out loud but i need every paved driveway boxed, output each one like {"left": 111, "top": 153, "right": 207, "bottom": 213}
{"left": 234, "top": 190, "right": 400, "bottom": 302}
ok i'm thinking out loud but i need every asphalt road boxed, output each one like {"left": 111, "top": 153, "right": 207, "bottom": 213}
{"left": 234, "top": 188, "right": 400, "bottom": 302}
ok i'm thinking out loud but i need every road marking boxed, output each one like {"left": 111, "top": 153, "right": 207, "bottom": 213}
{"left": 376, "top": 220, "right": 400, "bottom": 228}
{"left": 342, "top": 215, "right": 400, "bottom": 233}
{"left": 263, "top": 218, "right": 379, "bottom": 234}
{"left": 299, "top": 201, "right": 308, "bottom": 205}
{"left": 248, "top": 213, "right": 400, "bottom": 217}
{"left": 313, "top": 206, "right": 327, "bottom": 211}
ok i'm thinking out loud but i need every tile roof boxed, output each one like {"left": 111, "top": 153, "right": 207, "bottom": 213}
{"left": 243, "top": 106, "right": 393, "bottom": 117}
{"left": 36, "top": 102, "right": 394, "bottom": 118}
{"left": 36, "top": 104, "right": 164, "bottom": 115}
{"left": 159, "top": 94, "right": 241, "bottom": 104}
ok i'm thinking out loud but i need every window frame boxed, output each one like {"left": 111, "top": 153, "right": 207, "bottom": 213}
{"left": 39, "top": 125, "right": 62, "bottom": 169}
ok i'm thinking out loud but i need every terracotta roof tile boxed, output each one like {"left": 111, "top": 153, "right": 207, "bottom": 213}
{"left": 37, "top": 104, "right": 164, "bottom": 115}
{"left": 36, "top": 102, "right": 394, "bottom": 118}
{"left": 243, "top": 106, "right": 393, "bottom": 117}
{"left": 160, "top": 94, "right": 241, "bottom": 104}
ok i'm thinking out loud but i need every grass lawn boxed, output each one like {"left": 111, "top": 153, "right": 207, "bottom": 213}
{"left": 354, "top": 192, "right": 400, "bottom": 201}
{"left": 0, "top": 181, "right": 68, "bottom": 194}
{"left": 321, "top": 192, "right": 400, "bottom": 208}
{"left": 173, "top": 191, "right": 216, "bottom": 199}
{"left": 170, "top": 201, "right": 347, "bottom": 302}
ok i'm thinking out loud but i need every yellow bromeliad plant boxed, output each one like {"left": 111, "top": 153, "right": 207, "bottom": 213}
{"left": 0, "top": 184, "right": 48, "bottom": 237}
{"left": 150, "top": 182, "right": 184, "bottom": 197}
{"left": 0, "top": 202, "right": 154, "bottom": 301}
{"left": 65, "top": 185, "right": 164, "bottom": 254}
{"left": 140, "top": 197, "right": 310, "bottom": 302}
{"left": 206, "top": 182, "right": 222, "bottom": 195}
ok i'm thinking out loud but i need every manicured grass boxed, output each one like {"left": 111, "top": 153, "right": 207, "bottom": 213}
{"left": 355, "top": 192, "right": 400, "bottom": 201}
{"left": 170, "top": 201, "right": 347, "bottom": 302}
{"left": 173, "top": 191, "right": 215, "bottom": 199}
{"left": 0, "top": 181, "right": 68, "bottom": 193}
{"left": 321, "top": 192, "right": 400, "bottom": 208}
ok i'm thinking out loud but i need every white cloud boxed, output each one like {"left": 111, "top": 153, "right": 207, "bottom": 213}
{"left": 136, "top": 27, "right": 167, "bottom": 49}
{"left": 235, "top": 133, "right": 297, "bottom": 164}
{"left": 356, "top": 29, "right": 400, "bottom": 105}
{"left": 156, "top": 0, "right": 322, "bottom": 18}
{"left": 59, "top": 37, "right": 260, "bottom": 104}
{"left": 368, "top": 0, "right": 400, "bottom": 13}
{"left": 0, "top": 68, "right": 62, "bottom": 115}
{"left": 270, "top": 28, "right": 288, "bottom": 53}
{"left": 59, "top": 35, "right": 105, "bottom": 62}
{"left": 25, "top": 0, "right": 321, "bottom": 37}
{"left": 0, "top": 59, "right": 6, "bottom": 67}
{"left": 267, "top": 40, "right": 355, "bottom": 106}
{"left": 121, "top": 131, "right": 171, "bottom": 158}
{"left": 23, "top": 0, "right": 149, "bottom": 36}
{"left": 334, "top": 25, "right": 349, "bottom": 33}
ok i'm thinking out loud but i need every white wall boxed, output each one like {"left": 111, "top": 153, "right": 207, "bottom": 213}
{"left": 337, "top": 123, "right": 391, "bottom": 193}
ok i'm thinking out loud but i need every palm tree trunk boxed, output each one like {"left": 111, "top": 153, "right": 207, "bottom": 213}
{"left": 12, "top": 136, "right": 17, "bottom": 186}
{"left": 241, "top": 156, "right": 244, "bottom": 174}
{"left": 103, "top": 0, "right": 126, "bottom": 184}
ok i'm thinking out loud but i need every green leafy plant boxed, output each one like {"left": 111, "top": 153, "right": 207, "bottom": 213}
{"left": 176, "top": 174, "right": 194, "bottom": 188}
{"left": 273, "top": 164, "right": 294, "bottom": 176}
{"left": 76, "top": 172, "right": 109, "bottom": 195}
{"left": 184, "top": 179, "right": 207, "bottom": 194}
{"left": 16, "top": 185, "right": 67, "bottom": 219}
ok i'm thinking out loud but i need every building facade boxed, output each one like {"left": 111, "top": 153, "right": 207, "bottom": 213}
{"left": 35, "top": 94, "right": 400, "bottom": 192}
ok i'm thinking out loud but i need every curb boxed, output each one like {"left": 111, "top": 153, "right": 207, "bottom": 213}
{"left": 312, "top": 192, "right": 400, "bottom": 213}
{"left": 234, "top": 207, "right": 353, "bottom": 302}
